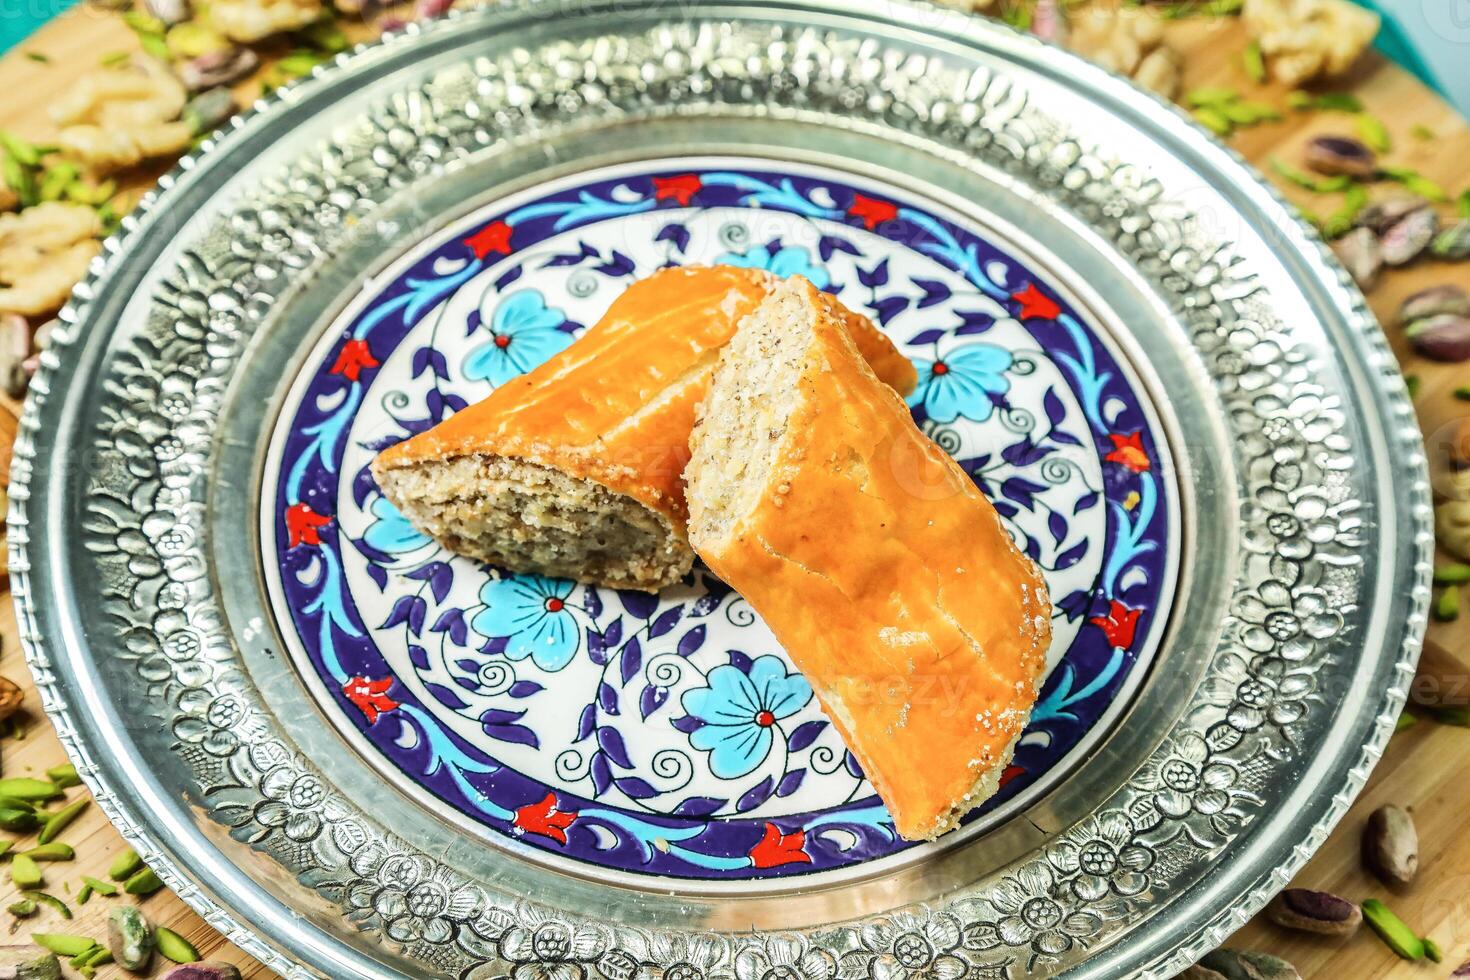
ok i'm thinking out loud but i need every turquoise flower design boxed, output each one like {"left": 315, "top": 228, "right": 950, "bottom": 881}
{"left": 464, "top": 289, "right": 574, "bottom": 386}
{"left": 472, "top": 574, "right": 580, "bottom": 672}
{"left": 716, "top": 245, "right": 830, "bottom": 289}
{"left": 907, "top": 344, "right": 1014, "bottom": 423}
{"left": 363, "top": 496, "right": 431, "bottom": 554}
{"left": 681, "top": 656, "right": 813, "bottom": 779}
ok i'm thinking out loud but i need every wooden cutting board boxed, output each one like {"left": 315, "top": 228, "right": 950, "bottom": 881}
{"left": 0, "top": 7, "right": 1466, "bottom": 979}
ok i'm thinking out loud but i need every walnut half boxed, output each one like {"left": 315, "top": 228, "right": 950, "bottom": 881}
{"left": 208, "top": 0, "right": 322, "bottom": 43}
{"left": 1067, "top": 7, "right": 1181, "bottom": 99}
{"left": 1243, "top": 0, "right": 1380, "bottom": 85}
{"left": 51, "top": 62, "right": 191, "bottom": 173}
{"left": 0, "top": 203, "right": 102, "bottom": 316}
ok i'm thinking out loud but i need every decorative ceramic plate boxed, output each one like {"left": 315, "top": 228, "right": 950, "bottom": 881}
{"left": 11, "top": 1, "right": 1431, "bottom": 977}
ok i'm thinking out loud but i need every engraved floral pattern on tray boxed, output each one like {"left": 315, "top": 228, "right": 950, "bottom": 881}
{"left": 8, "top": 7, "right": 1425, "bottom": 980}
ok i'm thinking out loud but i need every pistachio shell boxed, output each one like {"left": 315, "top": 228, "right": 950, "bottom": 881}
{"left": 1266, "top": 888, "right": 1362, "bottom": 936}
{"left": 176, "top": 48, "right": 258, "bottom": 93}
{"left": 1431, "top": 219, "right": 1470, "bottom": 260}
{"left": 1305, "top": 136, "right": 1376, "bottom": 177}
{"left": 1399, "top": 285, "right": 1470, "bottom": 325}
{"left": 160, "top": 963, "right": 242, "bottom": 980}
{"left": 1355, "top": 195, "right": 1428, "bottom": 234}
{"left": 1380, "top": 207, "right": 1439, "bottom": 266}
{"left": 1331, "top": 226, "right": 1382, "bottom": 289}
{"left": 140, "top": 0, "right": 191, "bottom": 25}
{"left": 1406, "top": 314, "right": 1470, "bottom": 362}
{"left": 183, "top": 88, "right": 239, "bottom": 135}
{"left": 1196, "top": 948, "right": 1302, "bottom": 980}
{"left": 1363, "top": 803, "right": 1418, "bottom": 886}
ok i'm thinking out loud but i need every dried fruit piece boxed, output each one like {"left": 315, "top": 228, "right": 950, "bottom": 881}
{"left": 1361, "top": 899, "right": 1426, "bottom": 960}
{"left": 1399, "top": 285, "right": 1470, "bottom": 325}
{"left": 1363, "top": 804, "right": 1418, "bottom": 885}
{"left": 1406, "top": 315, "right": 1470, "bottom": 362}
{"left": 1305, "top": 135, "right": 1375, "bottom": 177}
{"left": 107, "top": 905, "right": 154, "bottom": 970}
{"left": 1330, "top": 226, "right": 1382, "bottom": 289}
{"left": 154, "top": 927, "right": 197, "bottom": 964}
{"left": 160, "top": 963, "right": 242, "bottom": 980}
{"left": 1265, "top": 888, "right": 1361, "bottom": 936}
{"left": 1380, "top": 207, "right": 1438, "bottom": 266}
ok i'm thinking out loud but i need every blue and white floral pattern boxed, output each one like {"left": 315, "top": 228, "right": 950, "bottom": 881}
{"left": 464, "top": 289, "right": 573, "bottom": 385}
{"left": 363, "top": 496, "right": 431, "bottom": 555}
{"left": 907, "top": 343, "right": 1014, "bottom": 424}
{"left": 473, "top": 574, "right": 581, "bottom": 672}
{"left": 266, "top": 161, "right": 1177, "bottom": 880}
{"left": 681, "top": 656, "right": 813, "bottom": 779}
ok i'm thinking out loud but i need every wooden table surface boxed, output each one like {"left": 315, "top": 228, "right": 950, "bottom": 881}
{"left": 0, "top": 6, "right": 1467, "bottom": 979}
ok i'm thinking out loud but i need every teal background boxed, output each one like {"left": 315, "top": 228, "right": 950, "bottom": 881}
{"left": 1, "top": 0, "right": 77, "bottom": 54}
{"left": 0, "top": 0, "right": 1464, "bottom": 114}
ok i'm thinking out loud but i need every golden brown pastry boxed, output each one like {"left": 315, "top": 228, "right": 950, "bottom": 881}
{"left": 684, "top": 275, "right": 1052, "bottom": 840}
{"left": 373, "top": 266, "right": 917, "bottom": 590}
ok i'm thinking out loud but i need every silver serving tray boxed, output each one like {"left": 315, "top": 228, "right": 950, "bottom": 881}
{"left": 10, "top": 1, "right": 1431, "bottom": 976}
